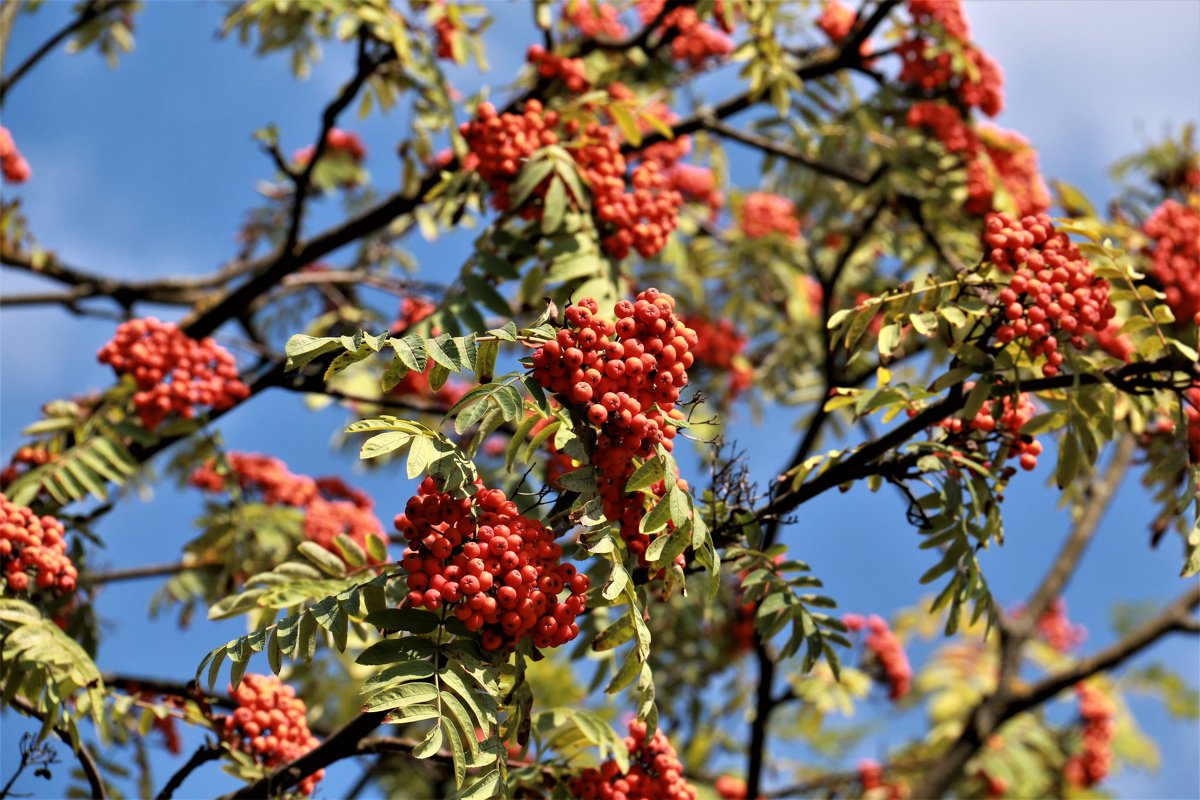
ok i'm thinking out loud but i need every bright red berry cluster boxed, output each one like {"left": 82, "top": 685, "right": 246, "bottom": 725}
{"left": 0, "top": 493, "right": 77, "bottom": 596}
{"left": 564, "top": 0, "right": 628, "bottom": 40}
{"left": 666, "top": 163, "right": 724, "bottom": 217}
{"left": 567, "top": 719, "right": 697, "bottom": 800}
{"left": 682, "top": 315, "right": 753, "bottom": 400}
{"left": 190, "top": 453, "right": 386, "bottom": 565}
{"left": 433, "top": 5, "right": 462, "bottom": 63}
{"left": 97, "top": 318, "right": 250, "bottom": 430}
{"left": 1090, "top": 319, "right": 1135, "bottom": 363}
{"left": 858, "top": 758, "right": 909, "bottom": 800}
{"left": 714, "top": 775, "right": 749, "bottom": 800}
{"left": 292, "top": 128, "right": 367, "bottom": 167}
{"left": 983, "top": 213, "right": 1117, "bottom": 376}
{"left": 460, "top": 101, "right": 682, "bottom": 259}
{"left": 527, "top": 44, "right": 589, "bottom": 92}
{"left": 740, "top": 192, "right": 802, "bottom": 240}
{"left": 907, "top": 0, "right": 970, "bottom": 41}
{"left": 221, "top": 674, "right": 324, "bottom": 796}
{"left": 0, "top": 126, "right": 31, "bottom": 184}
{"left": 940, "top": 385, "right": 1042, "bottom": 471}
{"left": 638, "top": 0, "right": 733, "bottom": 69}
{"left": 529, "top": 291, "right": 695, "bottom": 560}
{"left": 1064, "top": 681, "right": 1116, "bottom": 789}
{"left": 817, "top": 0, "right": 856, "bottom": 42}
{"left": 968, "top": 125, "right": 1052, "bottom": 218}
{"left": 844, "top": 613, "right": 912, "bottom": 701}
{"left": 0, "top": 446, "right": 55, "bottom": 492}
{"left": 1184, "top": 385, "right": 1200, "bottom": 463}
{"left": 899, "top": 1, "right": 1003, "bottom": 117}
{"left": 906, "top": 100, "right": 977, "bottom": 154}
{"left": 395, "top": 477, "right": 588, "bottom": 652}
{"left": 1142, "top": 198, "right": 1200, "bottom": 325}
{"left": 1036, "top": 597, "right": 1087, "bottom": 652}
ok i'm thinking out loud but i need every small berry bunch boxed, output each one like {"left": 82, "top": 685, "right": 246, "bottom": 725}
{"left": 666, "top": 163, "right": 724, "bottom": 217}
{"left": 527, "top": 44, "right": 589, "bottom": 92}
{"left": 1035, "top": 597, "right": 1087, "bottom": 652}
{"left": 395, "top": 477, "right": 588, "bottom": 652}
{"left": 906, "top": 101, "right": 977, "bottom": 154}
{"left": 637, "top": 0, "right": 733, "bottom": 69}
{"left": 97, "top": 318, "right": 250, "bottom": 430}
{"left": 858, "top": 758, "right": 909, "bottom": 800}
{"left": 906, "top": 0, "right": 970, "bottom": 40}
{"left": 714, "top": 775, "right": 749, "bottom": 800}
{"left": 567, "top": 719, "right": 697, "bottom": 800}
{"left": 817, "top": 0, "right": 856, "bottom": 42}
{"left": 292, "top": 128, "right": 367, "bottom": 168}
{"left": 844, "top": 614, "right": 912, "bottom": 701}
{"left": 969, "top": 125, "right": 1052, "bottom": 218}
{"left": 0, "top": 494, "right": 77, "bottom": 596}
{"left": 564, "top": 0, "right": 628, "bottom": 40}
{"left": 0, "top": 126, "right": 31, "bottom": 184}
{"left": 940, "top": 385, "right": 1042, "bottom": 471}
{"left": 682, "top": 315, "right": 753, "bottom": 400}
{"left": 899, "top": 0, "right": 1003, "bottom": 118}
{"left": 1184, "top": 385, "right": 1200, "bottom": 463}
{"left": 1141, "top": 198, "right": 1200, "bottom": 325}
{"left": 1063, "top": 682, "right": 1116, "bottom": 788}
{"left": 221, "top": 674, "right": 324, "bottom": 796}
{"left": 0, "top": 446, "right": 56, "bottom": 491}
{"left": 460, "top": 101, "right": 682, "bottom": 259}
{"left": 983, "top": 213, "right": 1117, "bottom": 376}
{"left": 190, "top": 453, "right": 386, "bottom": 565}
{"left": 529, "top": 291, "right": 695, "bottom": 560}
{"left": 740, "top": 192, "right": 802, "bottom": 240}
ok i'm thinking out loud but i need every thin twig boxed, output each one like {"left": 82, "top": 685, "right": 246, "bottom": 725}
{"left": 155, "top": 744, "right": 222, "bottom": 800}
{"left": 8, "top": 696, "right": 107, "bottom": 800}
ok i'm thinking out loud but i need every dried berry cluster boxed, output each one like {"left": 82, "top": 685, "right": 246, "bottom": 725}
{"left": 564, "top": 0, "right": 628, "bottom": 40}
{"left": 527, "top": 44, "right": 589, "bottom": 92}
{"left": 844, "top": 613, "right": 912, "bottom": 700}
{"left": 221, "top": 674, "right": 324, "bottom": 796}
{"left": 190, "top": 453, "right": 386, "bottom": 565}
{"left": 0, "top": 126, "right": 31, "bottom": 184}
{"left": 940, "top": 385, "right": 1042, "bottom": 471}
{"left": 1142, "top": 198, "right": 1200, "bottom": 326}
{"left": 740, "top": 192, "right": 802, "bottom": 240}
{"left": 637, "top": 0, "right": 733, "bottom": 69}
{"left": 97, "top": 318, "right": 250, "bottom": 430}
{"left": 0, "top": 493, "right": 77, "bottom": 596}
{"left": 983, "top": 213, "right": 1117, "bottom": 376}
{"left": 1036, "top": 597, "right": 1087, "bottom": 652}
{"left": 460, "top": 100, "right": 682, "bottom": 259}
{"left": 682, "top": 315, "right": 753, "bottom": 400}
{"left": 567, "top": 719, "right": 697, "bottom": 800}
{"left": 1064, "top": 681, "right": 1116, "bottom": 789}
{"left": 395, "top": 477, "right": 588, "bottom": 652}
{"left": 529, "top": 291, "right": 695, "bottom": 560}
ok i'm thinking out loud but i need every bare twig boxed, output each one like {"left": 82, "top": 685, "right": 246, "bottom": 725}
{"left": 155, "top": 744, "right": 222, "bottom": 800}
{"left": 7, "top": 696, "right": 107, "bottom": 800}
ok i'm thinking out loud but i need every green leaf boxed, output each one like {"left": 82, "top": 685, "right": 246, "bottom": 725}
{"left": 391, "top": 335, "right": 428, "bottom": 372}
{"left": 284, "top": 335, "right": 343, "bottom": 371}
{"left": 360, "top": 431, "right": 412, "bottom": 460}
{"left": 426, "top": 334, "right": 461, "bottom": 371}
{"left": 625, "top": 456, "right": 666, "bottom": 493}
{"left": 413, "top": 720, "right": 445, "bottom": 759}
{"left": 364, "top": 681, "right": 439, "bottom": 712}
{"left": 475, "top": 340, "right": 500, "bottom": 384}
{"left": 296, "top": 542, "right": 347, "bottom": 577}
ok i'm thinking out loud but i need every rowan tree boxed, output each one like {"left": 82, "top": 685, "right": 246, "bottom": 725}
{"left": 1, "top": 1, "right": 1198, "bottom": 799}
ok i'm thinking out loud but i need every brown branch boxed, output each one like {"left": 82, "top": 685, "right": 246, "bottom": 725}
{"left": 217, "top": 710, "right": 387, "bottom": 799}
{"left": 1022, "top": 435, "right": 1136, "bottom": 626}
{"left": 909, "top": 583, "right": 1200, "bottom": 798}
{"left": 102, "top": 673, "right": 236, "bottom": 711}
{"left": 699, "top": 115, "right": 881, "bottom": 186}
{"left": 80, "top": 558, "right": 221, "bottom": 586}
{"left": 155, "top": 743, "right": 222, "bottom": 800}
{"left": 7, "top": 695, "right": 107, "bottom": 800}
{"left": 0, "top": 0, "right": 133, "bottom": 105}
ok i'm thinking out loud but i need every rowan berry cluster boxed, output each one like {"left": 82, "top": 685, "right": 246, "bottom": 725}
{"left": 564, "top": 0, "right": 627, "bottom": 40}
{"left": 292, "top": 128, "right": 367, "bottom": 167}
{"left": 666, "top": 163, "right": 724, "bottom": 217}
{"left": 899, "top": 0, "right": 1003, "bottom": 118}
{"left": 638, "top": 0, "right": 733, "bottom": 69}
{"left": 1091, "top": 319, "right": 1135, "bottom": 363}
{"left": 714, "top": 775, "right": 749, "bottom": 800}
{"left": 1141, "top": 199, "right": 1200, "bottom": 325}
{"left": 387, "top": 296, "right": 469, "bottom": 407}
{"left": 0, "top": 494, "right": 77, "bottom": 597}
{"left": 97, "top": 318, "right": 250, "bottom": 430}
{"left": 220, "top": 674, "right": 324, "bottom": 796}
{"left": 682, "top": 315, "right": 753, "bottom": 400}
{"left": 0, "top": 126, "right": 31, "bottom": 184}
{"left": 1184, "top": 385, "right": 1200, "bottom": 463}
{"left": 1064, "top": 682, "right": 1116, "bottom": 789}
{"left": 527, "top": 44, "right": 589, "bottom": 92}
{"left": 395, "top": 477, "right": 587, "bottom": 652}
{"left": 740, "top": 193, "right": 802, "bottom": 240}
{"left": 127, "top": 687, "right": 183, "bottom": 755}
{"left": 433, "top": 9, "right": 461, "bottom": 63}
{"left": 817, "top": 0, "right": 856, "bottom": 43}
{"left": 971, "top": 125, "right": 1052, "bottom": 218}
{"left": 727, "top": 600, "right": 757, "bottom": 654}
{"left": 906, "top": 101, "right": 976, "bottom": 154}
{"left": 190, "top": 453, "right": 386, "bottom": 565}
{"left": 460, "top": 101, "right": 682, "bottom": 259}
{"left": 907, "top": 0, "right": 970, "bottom": 41}
{"left": 0, "top": 446, "right": 55, "bottom": 491}
{"left": 567, "top": 719, "right": 697, "bottom": 800}
{"left": 529, "top": 291, "right": 695, "bottom": 560}
{"left": 1036, "top": 597, "right": 1087, "bottom": 652}
{"left": 940, "top": 385, "right": 1042, "bottom": 471}
{"left": 858, "top": 758, "right": 909, "bottom": 800}
{"left": 844, "top": 614, "right": 912, "bottom": 701}
{"left": 983, "top": 213, "right": 1117, "bottom": 376}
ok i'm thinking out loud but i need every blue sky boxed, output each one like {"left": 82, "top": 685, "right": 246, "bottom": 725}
{"left": 2, "top": 1, "right": 1199, "bottom": 797}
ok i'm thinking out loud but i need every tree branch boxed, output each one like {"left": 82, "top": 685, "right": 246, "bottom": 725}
{"left": 155, "top": 743, "right": 222, "bottom": 800}
{"left": 7, "top": 695, "right": 107, "bottom": 800}
{"left": 699, "top": 115, "right": 881, "bottom": 186}
{"left": 80, "top": 558, "right": 221, "bottom": 586}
